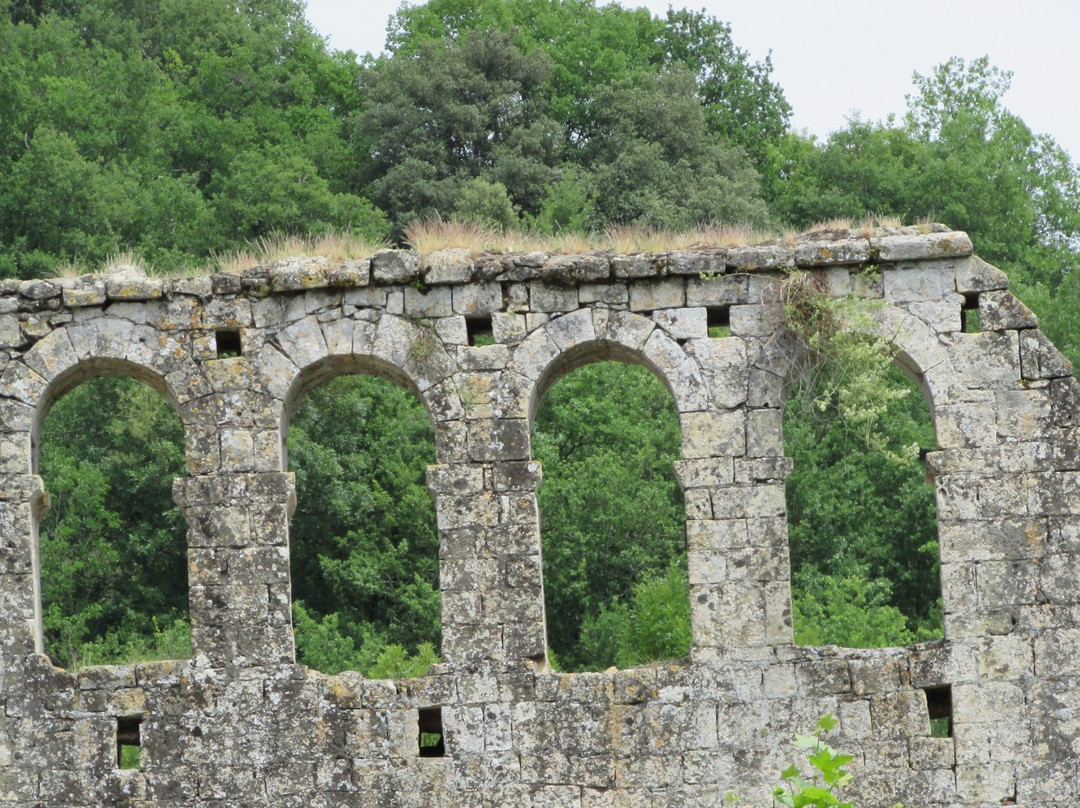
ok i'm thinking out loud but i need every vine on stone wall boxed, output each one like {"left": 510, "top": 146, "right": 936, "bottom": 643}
{"left": 769, "top": 270, "right": 917, "bottom": 465}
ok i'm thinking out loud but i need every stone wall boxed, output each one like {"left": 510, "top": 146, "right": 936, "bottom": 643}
{"left": 1, "top": 225, "right": 1077, "bottom": 806}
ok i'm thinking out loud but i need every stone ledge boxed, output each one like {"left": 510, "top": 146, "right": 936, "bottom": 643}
{"left": 3, "top": 227, "right": 977, "bottom": 314}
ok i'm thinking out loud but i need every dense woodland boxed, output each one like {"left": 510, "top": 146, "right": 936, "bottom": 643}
{"left": 10, "top": 0, "right": 1080, "bottom": 673}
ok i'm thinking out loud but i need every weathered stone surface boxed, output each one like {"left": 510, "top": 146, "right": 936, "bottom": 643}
{"left": 269, "top": 256, "right": 329, "bottom": 291}
{"left": 371, "top": 248, "right": 421, "bottom": 284}
{"left": 104, "top": 267, "right": 163, "bottom": 300}
{"left": 423, "top": 248, "right": 475, "bottom": 285}
{"left": 652, "top": 307, "right": 707, "bottom": 340}
{"left": 979, "top": 289, "right": 1038, "bottom": 331}
{"left": 628, "top": 278, "right": 685, "bottom": 311}
{"left": 0, "top": 227, "right": 1073, "bottom": 807}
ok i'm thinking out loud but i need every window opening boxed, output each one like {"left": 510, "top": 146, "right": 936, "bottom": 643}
{"left": 39, "top": 376, "right": 190, "bottom": 670}
{"left": 960, "top": 293, "right": 980, "bottom": 333}
{"left": 465, "top": 316, "right": 494, "bottom": 346}
{"left": 533, "top": 361, "right": 688, "bottom": 671}
{"left": 924, "top": 685, "right": 953, "bottom": 738}
{"left": 215, "top": 329, "right": 242, "bottom": 358}
{"left": 116, "top": 715, "right": 142, "bottom": 769}
{"left": 707, "top": 306, "right": 731, "bottom": 338}
{"left": 287, "top": 373, "right": 440, "bottom": 678}
{"left": 786, "top": 363, "right": 942, "bottom": 648}
{"left": 418, "top": 707, "right": 445, "bottom": 757}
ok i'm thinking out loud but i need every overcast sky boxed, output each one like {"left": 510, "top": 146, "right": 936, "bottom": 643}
{"left": 304, "top": 0, "right": 1080, "bottom": 162}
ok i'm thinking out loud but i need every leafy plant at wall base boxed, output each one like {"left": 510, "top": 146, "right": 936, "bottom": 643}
{"left": 725, "top": 715, "right": 903, "bottom": 808}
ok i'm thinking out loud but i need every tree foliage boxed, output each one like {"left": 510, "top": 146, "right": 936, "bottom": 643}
{"left": 785, "top": 364, "right": 942, "bottom": 645}
{"left": 287, "top": 374, "right": 441, "bottom": 675}
{"left": 532, "top": 362, "right": 687, "bottom": 671}
{"left": 363, "top": 0, "right": 781, "bottom": 233}
{"left": 770, "top": 58, "right": 1080, "bottom": 316}
{"left": 0, "top": 0, "right": 384, "bottom": 276}
{"left": 38, "top": 377, "right": 189, "bottom": 669}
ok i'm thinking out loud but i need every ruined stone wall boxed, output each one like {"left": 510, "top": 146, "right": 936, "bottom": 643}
{"left": 1, "top": 226, "right": 1078, "bottom": 806}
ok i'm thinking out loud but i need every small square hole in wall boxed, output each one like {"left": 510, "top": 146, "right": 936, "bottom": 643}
{"left": 924, "top": 685, "right": 953, "bottom": 738}
{"left": 216, "top": 329, "right": 243, "bottom": 358}
{"left": 707, "top": 306, "right": 731, "bottom": 338}
{"left": 961, "top": 293, "right": 980, "bottom": 333}
{"left": 418, "top": 706, "right": 445, "bottom": 758}
{"left": 116, "top": 715, "right": 142, "bottom": 769}
{"left": 466, "top": 316, "right": 494, "bottom": 347}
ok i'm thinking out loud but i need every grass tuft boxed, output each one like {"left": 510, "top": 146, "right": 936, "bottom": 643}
{"left": 214, "top": 229, "right": 390, "bottom": 273}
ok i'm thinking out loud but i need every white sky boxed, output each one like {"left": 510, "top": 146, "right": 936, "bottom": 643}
{"left": 304, "top": 0, "right": 1080, "bottom": 162}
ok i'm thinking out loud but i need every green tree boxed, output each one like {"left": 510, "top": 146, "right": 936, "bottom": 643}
{"left": 785, "top": 365, "right": 942, "bottom": 645}
{"left": 287, "top": 374, "right": 440, "bottom": 671}
{"left": 38, "top": 377, "right": 189, "bottom": 668}
{"left": 386, "top": 0, "right": 789, "bottom": 171}
{"left": 772, "top": 57, "right": 1080, "bottom": 299}
{"left": 581, "top": 70, "right": 768, "bottom": 229}
{"left": 659, "top": 7, "right": 791, "bottom": 165}
{"left": 0, "top": 0, "right": 383, "bottom": 276}
{"left": 579, "top": 561, "right": 691, "bottom": 670}
{"left": 533, "top": 362, "right": 686, "bottom": 671}
{"left": 356, "top": 28, "right": 559, "bottom": 229}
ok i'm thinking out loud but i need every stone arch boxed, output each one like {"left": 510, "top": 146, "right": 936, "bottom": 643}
{"left": 509, "top": 309, "right": 709, "bottom": 427}
{"left": 519, "top": 312, "right": 698, "bottom": 669}
{"left": 271, "top": 312, "right": 462, "bottom": 468}
{"left": 752, "top": 301, "right": 952, "bottom": 445}
{"left": 11, "top": 323, "right": 206, "bottom": 473}
{"left": 277, "top": 319, "right": 449, "bottom": 673}
{"left": 775, "top": 300, "right": 948, "bottom": 648}
{"left": 0, "top": 323, "right": 205, "bottom": 658}
{"left": 30, "top": 358, "right": 194, "bottom": 664}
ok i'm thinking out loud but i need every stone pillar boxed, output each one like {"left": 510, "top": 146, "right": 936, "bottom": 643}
{"left": 430, "top": 450, "right": 545, "bottom": 665}
{"left": 677, "top": 403, "right": 794, "bottom": 662}
{"left": 174, "top": 350, "right": 295, "bottom": 669}
{"left": 0, "top": 474, "right": 47, "bottom": 657}
{"left": 173, "top": 472, "right": 295, "bottom": 668}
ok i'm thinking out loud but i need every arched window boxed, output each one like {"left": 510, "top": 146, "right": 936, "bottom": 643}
{"left": 38, "top": 376, "right": 189, "bottom": 669}
{"left": 785, "top": 362, "right": 942, "bottom": 647}
{"left": 286, "top": 373, "right": 440, "bottom": 677}
{"left": 533, "top": 360, "right": 689, "bottom": 671}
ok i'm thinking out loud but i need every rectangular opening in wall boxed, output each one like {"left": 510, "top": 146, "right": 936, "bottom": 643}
{"left": 216, "top": 329, "right": 243, "bottom": 358}
{"left": 924, "top": 685, "right": 953, "bottom": 738}
{"left": 116, "top": 715, "right": 142, "bottom": 769}
{"left": 961, "top": 293, "right": 980, "bottom": 333}
{"left": 417, "top": 706, "right": 445, "bottom": 757}
{"left": 466, "top": 315, "right": 494, "bottom": 347}
{"left": 707, "top": 306, "right": 731, "bottom": 338}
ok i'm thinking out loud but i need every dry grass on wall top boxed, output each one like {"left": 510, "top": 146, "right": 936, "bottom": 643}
{"left": 45, "top": 214, "right": 938, "bottom": 279}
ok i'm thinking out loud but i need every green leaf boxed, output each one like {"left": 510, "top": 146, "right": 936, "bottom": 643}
{"left": 816, "top": 713, "right": 840, "bottom": 733}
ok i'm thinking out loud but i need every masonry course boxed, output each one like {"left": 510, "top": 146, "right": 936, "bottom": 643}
{"left": 0, "top": 225, "right": 1077, "bottom": 806}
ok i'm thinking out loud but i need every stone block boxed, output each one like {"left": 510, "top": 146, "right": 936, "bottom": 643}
{"left": 628, "top": 278, "right": 685, "bottom": 311}
{"left": 423, "top": 249, "right": 474, "bottom": 285}
{"left": 954, "top": 255, "right": 1009, "bottom": 293}
{"left": 371, "top": 249, "right": 421, "bottom": 284}
{"left": 652, "top": 307, "right": 706, "bottom": 339}
{"left": 404, "top": 284, "right": 454, "bottom": 318}
{"left": 979, "top": 289, "right": 1038, "bottom": 331}
{"left": 453, "top": 283, "right": 502, "bottom": 315}
{"left": 686, "top": 274, "right": 748, "bottom": 307}
{"left": 680, "top": 410, "right": 746, "bottom": 458}
{"left": 529, "top": 283, "right": 578, "bottom": 313}
{"left": 883, "top": 264, "right": 953, "bottom": 303}
{"left": 578, "top": 282, "right": 628, "bottom": 305}
{"left": 610, "top": 254, "right": 655, "bottom": 279}
{"left": 1020, "top": 328, "right": 1072, "bottom": 380}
